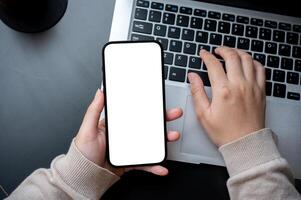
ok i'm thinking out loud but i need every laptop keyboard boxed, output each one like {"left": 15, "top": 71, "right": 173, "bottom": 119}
{"left": 130, "top": 0, "right": 301, "bottom": 101}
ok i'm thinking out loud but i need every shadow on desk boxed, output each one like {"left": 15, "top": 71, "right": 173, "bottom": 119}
{"left": 103, "top": 161, "right": 301, "bottom": 200}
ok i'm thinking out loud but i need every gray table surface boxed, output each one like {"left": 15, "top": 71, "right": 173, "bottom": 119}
{"left": 0, "top": 0, "right": 115, "bottom": 194}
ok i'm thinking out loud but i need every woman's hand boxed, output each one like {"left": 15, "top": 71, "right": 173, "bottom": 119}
{"left": 188, "top": 47, "right": 266, "bottom": 147}
{"left": 75, "top": 89, "right": 183, "bottom": 176}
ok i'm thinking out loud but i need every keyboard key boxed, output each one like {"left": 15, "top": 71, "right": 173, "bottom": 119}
{"left": 237, "top": 16, "right": 249, "bottom": 24}
{"left": 189, "top": 56, "right": 202, "bottom": 69}
{"left": 279, "top": 44, "right": 291, "bottom": 56}
{"left": 245, "top": 26, "right": 258, "bottom": 38}
{"left": 208, "top": 11, "right": 221, "bottom": 19}
{"left": 265, "top": 68, "right": 271, "bottom": 80}
{"left": 137, "top": 0, "right": 149, "bottom": 8}
{"left": 287, "top": 72, "right": 299, "bottom": 84}
{"left": 237, "top": 37, "right": 250, "bottom": 50}
{"left": 273, "top": 83, "right": 286, "bottom": 98}
{"left": 202, "top": 63, "right": 207, "bottom": 71}
{"left": 265, "top": 42, "right": 277, "bottom": 54}
{"left": 218, "top": 21, "right": 230, "bottom": 34}
{"left": 156, "top": 37, "right": 168, "bottom": 50}
{"left": 175, "top": 54, "right": 188, "bottom": 67}
{"left": 191, "top": 17, "right": 203, "bottom": 29}
{"left": 251, "top": 40, "right": 264, "bottom": 52}
{"left": 273, "top": 30, "right": 285, "bottom": 42}
{"left": 164, "top": 65, "right": 168, "bottom": 80}
{"left": 222, "top": 13, "right": 235, "bottom": 22}
{"left": 182, "top": 29, "right": 195, "bottom": 41}
{"left": 135, "top": 8, "right": 148, "bottom": 20}
{"left": 259, "top": 28, "right": 272, "bottom": 40}
{"left": 194, "top": 9, "right": 206, "bottom": 17}
{"left": 251, "top": 18, "right": 263, "bottom": 26}
{"left": 198, "top": 44, "right": 211, "bottom": 53}
{"left": 180, "top": 6, "right": 192, "bottom": 15}
{"left": 169, "top": 40, "right": 182, "bottom": 52}
{"left": 267, "top": 55, "right": 280, "bottom": 68}
{"left": 266, "top": 81, "right": 272, "bottom": 96}
{"left": 265, "top": 20, "right": 277, "bottom": 28}
{"left": 281, "top": 58, "right": 293, "bottom": 70}
{"left": 151, "top": 2, "right": 164, "bottom": 10}
{"left": 279, "top": 22, "right": 291, "bottom": 31}
{"left": 295, "top": 60, "right": 301, "bottom": 72}
{"left": 164, "top": 52, "right": 174, "bottom": 64}
{"left": 287, "top": 32, "right": 299, "bottom": 44}
{"left": 163, "top": 13, "right": 175, "bottom": 24}
{"left": 169, "top": 67, "right": 186, "bottom": 82}
{"left": 223, "top": 35, "right": 236, "bottom": 47}
{"left": 232, "top": 24, "right": 244, "bottom": 36}
{"left": 293, "top": 25, "right": 301, "bottom": 33}
{"left": 254, "top": 53, "right": 266, "bottom": 65}
{"left": 149, "top": 10, "right": 162, "bottom": 22}
{"left": 210, "top": 33, "right": 222, "bottom": 45}
{"left": 154, "top": 24, "right": 167, "bottom": 36}
{"left": 188, "top": 70, "right": 210, "bottom": 86}
{"left": 184, "top": 42, "right": 196, "bottom": 55}
{"left": 166, "top": 4, "right": 178, "bottom": 12}
{"left": 133, "top": 21, "right": 153, "bottom": 34}
{"left": 177, "top": 15, "right": 189, "bottom": 27}
{"left": 196, "top": 31, "right": 208, "bottom": 43}
{"left": 168, "top": 27, "right": 180, "bottom": 39}
{"left": 287, "top": 92, "right": 300, "bottom": 100}
{"left": 204, "top": 19, "right": 217, "bottom": 32}
{"left": 131, "top": 33, "right": 154, "bottom": 41}
{"left": 273, "top": 69, "right": 285, "bottom": 82}
{"left": 292, "top": 46, "right": 301, "bottom": 58}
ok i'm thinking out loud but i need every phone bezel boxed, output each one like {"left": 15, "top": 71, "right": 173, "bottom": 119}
{"left": 102, "top": 40, "right": 168, "bottom": 167}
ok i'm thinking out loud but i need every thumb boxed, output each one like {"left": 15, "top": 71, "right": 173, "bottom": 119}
{"left": 188, "top": 73, "right": 210, "bottom": 117}
{"left": 82, "top": 89, "right": 104, "bottom": 132}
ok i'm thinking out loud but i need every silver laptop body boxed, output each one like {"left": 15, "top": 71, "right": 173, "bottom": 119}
{"left": 109, "top": 0, "right": 301, "bottom": 178}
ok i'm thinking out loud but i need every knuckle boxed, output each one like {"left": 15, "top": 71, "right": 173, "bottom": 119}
{"left": 227, "top": 51, "right": 240, "bottom": 61}
{"left": 220, "top": 85, "right": 231, "bottom": 99}
{"left": 242, "top": 52, "right": 252, "bottom": 60}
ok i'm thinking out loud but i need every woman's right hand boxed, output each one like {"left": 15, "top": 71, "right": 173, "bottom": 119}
{"left": 188, "top": 47, "right": 266, "bottom": 147}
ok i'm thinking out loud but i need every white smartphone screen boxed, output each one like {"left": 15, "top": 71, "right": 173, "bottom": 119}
{"left": 102, "top": 41, "right": 166, "bottom": 167}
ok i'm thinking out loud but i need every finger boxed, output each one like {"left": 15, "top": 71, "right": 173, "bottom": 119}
{"left": 82, "top": 89, "right": 104, "bottom": 131}
{"left": 188, "top": 73, "right": 210, "bottom": 115}
{"left": 131, "top": 165, "right": 169, "bottom": 176}
{"left": 98, "top": 118, "right": 106, "bottom": 131}
{"left": 166, "top": 108, "right": 183, "bottom": 121}
{"left": 235, "top": 49, "right": 256, "bottom": 82}
{"left": 214, "top": 47, "right": 244, "bottom": 82}
{"left": 200, "top": 49, "right": 227, "bottom": 88}
{"left": 167, "top": 131, "right": 180, "bottom": 142}
{"left": 254, "top": 60, "right": 266, "bottom": 91}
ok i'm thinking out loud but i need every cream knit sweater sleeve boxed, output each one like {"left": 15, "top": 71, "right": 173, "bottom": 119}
{"left": 6, "top": 140, "right": 119, "bottom": 200}
{"left": 219, "top": 128, "right": 301, "bottom": 200}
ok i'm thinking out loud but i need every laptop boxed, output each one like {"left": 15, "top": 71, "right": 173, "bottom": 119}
{"left": 108, "top": 0, "right": 301, "bottom": 178}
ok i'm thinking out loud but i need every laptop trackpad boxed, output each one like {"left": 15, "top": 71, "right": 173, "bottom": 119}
{"left": 181, "top": 95, "right": 222, "bottom": 160}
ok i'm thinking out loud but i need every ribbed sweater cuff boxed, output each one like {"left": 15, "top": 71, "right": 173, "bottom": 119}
{"left": 219, "top": 128, "right": 281, "bottom": 177}
{"left": 54, "top": 140, "right": 119, "bottom": 199}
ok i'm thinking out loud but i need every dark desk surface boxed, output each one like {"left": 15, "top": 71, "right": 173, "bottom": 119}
{"left": 0, "top": 0, "right": 300, "bottom": 199}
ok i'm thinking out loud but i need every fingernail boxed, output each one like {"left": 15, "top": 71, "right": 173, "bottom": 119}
{"left": 199, "top": 49, "right": 207, "bottom": 55}
{"left": 188, "top": 73, "right": 196, "bottom": 83}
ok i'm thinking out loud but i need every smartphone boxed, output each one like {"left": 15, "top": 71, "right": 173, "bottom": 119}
{"left": 102, "top": 41, "right": 167, "bottom": 167}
